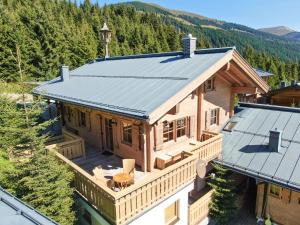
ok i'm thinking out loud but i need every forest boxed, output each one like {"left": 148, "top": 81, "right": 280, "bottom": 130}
{"left": 0, "top": 0, "right": 299, "bottom": 89}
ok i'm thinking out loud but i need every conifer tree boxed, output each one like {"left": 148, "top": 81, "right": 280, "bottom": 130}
{"left": 208, "top": 163, "right": 236, "bottom": 225}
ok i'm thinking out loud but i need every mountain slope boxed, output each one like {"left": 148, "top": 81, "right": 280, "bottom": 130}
{"left": 258, "top": 26, "right": 295, "bottom": 36}
{"left": 259, "top": 26, "right": 300, "bottom": 41}
{"left": 122, "top": 1, "right": 300, "bottom": 61}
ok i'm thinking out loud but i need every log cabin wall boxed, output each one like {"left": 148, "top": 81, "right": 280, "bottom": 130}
{"left": 271, "top": 89, "right": 300, "bottom": 107}
{"left": 201, "top": 75, "right": 232, "bottom": 133}
{"left": 62, "top": 103, "right": 145, "bottom": 170}
{"left": 256, "top": 183, "right": 300, "bottom": 225}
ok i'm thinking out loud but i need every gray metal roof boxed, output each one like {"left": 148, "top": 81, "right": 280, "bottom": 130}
{"left": 0, "top": 187, "right": 58, "bottom": 225}
{"left": 34, "top": 48, "right": 233, "bottom": 120}
{"left": 217, "top": 103, "right": 300, "bottom": 191}
{"left": 254, "top": 68, "right": 274, "bottom": 77}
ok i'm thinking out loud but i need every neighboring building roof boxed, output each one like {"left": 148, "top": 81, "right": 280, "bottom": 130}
{"left": 0, "top": 187, "right": 58, "bottom": 225}
{"left": 254, "top": 68, "right": 274, "bottom": 77}
{"left": 34, "top": 47, "right": 268, "bottom": 123}
{"left": 217, "top": 103, "right": 300, "bottom": 191}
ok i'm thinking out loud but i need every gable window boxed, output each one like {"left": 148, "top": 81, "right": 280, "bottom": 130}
{"left": 269, "top": 184, "right": 281, "bottom": 198}
{"left": 165, "top": 200, "right": 179, "bottom": 225}
{"left": 122, "top": 122, "right": 132, "bottom": 145}
{"left": 205, "top": 78, "right": 215, "bottom": 91}
{"left": 210, "top": 108, "right": 219, "bottom": 126}
{"left": 163, "top": 121, "right": 174, "bottom": 143}
{"left": 80, "top": 111, "right": 86, "bottom": 127}
{"left": 176, "top": 118, "right": 186, "bottom": 138}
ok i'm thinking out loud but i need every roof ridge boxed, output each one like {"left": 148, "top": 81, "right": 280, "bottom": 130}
{"left": 239, "top": 102, "right": 300, "bottom": 113}
{"left": 70, "top": 74, "right": 188, "bottom": 80}
{"left": 91, "top": 47, "right": 234, "bottom": 63}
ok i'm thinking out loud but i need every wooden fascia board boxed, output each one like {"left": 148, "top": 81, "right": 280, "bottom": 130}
{"left": 232, "top": 50, "right": 269, "bottom": 93}
{"left": 232, "top": 86, "right": 258, "bottom": 94}
{"left": 148, "top": 50, "right": 234, "bottom": 124}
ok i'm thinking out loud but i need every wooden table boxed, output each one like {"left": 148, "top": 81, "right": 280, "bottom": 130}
{"left": 113, "top": 172, "right": 132, "bottom": 189}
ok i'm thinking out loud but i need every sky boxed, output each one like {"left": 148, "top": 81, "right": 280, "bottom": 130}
{"left": 94, "top": 0, "right": 300, "bottom": 31}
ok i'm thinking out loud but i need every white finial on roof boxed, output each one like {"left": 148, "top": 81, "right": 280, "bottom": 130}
{"left": 100, "top": 22, "right": 112, "bottom": 59}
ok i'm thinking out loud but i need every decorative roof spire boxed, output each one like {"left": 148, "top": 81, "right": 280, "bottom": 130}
{"left": 100, "top": 22, "right": 112, "bottom": 58}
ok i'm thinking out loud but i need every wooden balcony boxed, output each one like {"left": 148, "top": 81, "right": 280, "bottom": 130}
{"left": 192, "top": 131, "right": 223, "bottom": 161}
{"left": 188, "top": 188, "right": 213, "bottom": 225}
{"left": 46, "top": 129, "right": 85, "bottom": 159}
{"left": 49, "top": 130, "right": 222, "bottom": 225}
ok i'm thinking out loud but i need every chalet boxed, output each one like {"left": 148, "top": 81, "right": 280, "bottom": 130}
{"left": 34, "top": 31, "right": 268, "bottom": 225}
{"left": 268, "top": 80, "right": 300, "bottom": 107}
{"left": 218, "top": 103, "right": 300, "bottom": 225}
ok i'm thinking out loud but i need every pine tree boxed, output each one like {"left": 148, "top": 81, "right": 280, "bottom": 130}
{"left": 0, "top": 44, "right": 76, "bottom": 225}
{"left": 208, "top": 163, "right": 237, "bottom": 225}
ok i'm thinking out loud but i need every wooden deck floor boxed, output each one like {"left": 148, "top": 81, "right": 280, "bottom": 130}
{"left": 72, "top": 145, "right": 147, "bottom": 181}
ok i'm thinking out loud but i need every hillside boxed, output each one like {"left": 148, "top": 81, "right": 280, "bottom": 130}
{"left": 0, "top": 0, "right": 299, "bottom": 89}
{"left": 258, "top": 26, "right": 295, "bottom": 36}
{"left": 123, "top": 1, "right": 300, "bottom": 61}
{"left": 259, "top": 26, "right": 300, "bottom": 41}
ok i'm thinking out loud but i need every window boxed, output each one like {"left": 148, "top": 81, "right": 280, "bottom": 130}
{"left": 269, "top": 184, "right": 281, "bottom": 198}
{"left": 176, "top": 118, "right": 186, "bottom": 138}
{"left": 223, "top": 121, "right": 237, "bottom": 132}
{"left": 122, "top": 122, "right": 132, "bottom": 145}
{"left": 163, "top": 121, "right": 174, "bottom": 142}
{"left": 80, "top": 111, "right": 86, "bottom": 127}
{"left": 82, "top": 209, "right": 92, "bottom": 225}
{"left": 205, "top": 78, "right": 215, "bottom": 91}
{"left": 210, "top": 109, "right": 218, "bottom": 126}
{"left": 165, "top": 200, "right": 179, "bottom": 225}
{"left": 139, "top": 126, "right": 144, "bottom": 151}
{"left": 66, "top": 107, "right": 72, "bottom": 122}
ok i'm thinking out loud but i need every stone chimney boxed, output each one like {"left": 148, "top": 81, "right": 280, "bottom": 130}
{"left": 61, "top": 65, "right": 69, "bottom": 81}
{"left": 182, "top": 34, "right": 197, "bottom": 58}
{"left": 269, "top": 129, "right": 282, "bottom": 153}
{"left": 291, "top": 80, "right": 297, "bottom": 86}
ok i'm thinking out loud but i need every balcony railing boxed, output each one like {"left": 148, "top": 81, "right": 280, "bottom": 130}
{"left": 56, "top": 151, "right": 197, "bottom": 225}
{"left": 192, "top": 131, "right": 222, "bottom": 161}
{"left": 188, "top": 189, "right": 213, "bottom": 225}
{"left": 46, "top": 129, "right": 85, "bottom": 159}
{"left": 51, "top": 130, "right": 222, "bottom": 225}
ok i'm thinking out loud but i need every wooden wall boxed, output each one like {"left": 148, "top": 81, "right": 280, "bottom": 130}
{"left": 256, "top": 183, "right": 300, "bottom": 225}
{"left": 271, "top": 89, "right": 300, "bottom": 107}
{"left": 61, "top": 71, "right": 234, "bottom": 172}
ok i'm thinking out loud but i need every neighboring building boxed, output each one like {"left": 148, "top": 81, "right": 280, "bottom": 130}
{"left": 0, "top": 187, "right": 58, "bottom": 225}
{"left": 218, "top": 103, "right": 300, "bottom": 225}
{"left": 268, "top": 80, "right": 300, "bottom": 107}
{"left": 34, "top": 33, "right": 268, "bottom": 225}
{"left": 238, "top": 68, "right": 274, "bottom": 103}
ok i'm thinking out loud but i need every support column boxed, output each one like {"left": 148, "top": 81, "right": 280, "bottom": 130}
{"left": 229, "top": 89, "right": 235, "bottom": 118}
{"left": 197, "top": 85, "right": 204, "bottom": 141}
{"left": 142, "top": 123, "right": 147, "bottom": 173}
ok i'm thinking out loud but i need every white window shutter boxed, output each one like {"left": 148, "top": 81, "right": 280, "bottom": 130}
{"left": 189, "top": 115, "right": 196, "bottom": 138}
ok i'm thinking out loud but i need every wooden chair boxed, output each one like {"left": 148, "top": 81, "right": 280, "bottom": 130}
{"left": 93, "top": 166, "right": 104, "bottom": 181}
{"left": 122, "top": 159, "right": 135, "bottom": 184}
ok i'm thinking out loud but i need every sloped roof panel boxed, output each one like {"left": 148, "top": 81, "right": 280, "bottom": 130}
{"left": 34, "top": 50, "right": 230, "bottom": 120}
{"left": 218, "top": 103, "right": 300, "bottom": 191}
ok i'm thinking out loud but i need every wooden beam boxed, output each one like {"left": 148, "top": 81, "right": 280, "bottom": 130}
{"left": 224, "top": 70, "right": 244, "bottom": 86}
{"left": 216, "top": 72, "right": 232, "bottom": 86}
{"left": 197, "top": 85, "right": 204, "bottom": 141}
{"left": 232, "top": 86, "right": 257, "bottom": 94}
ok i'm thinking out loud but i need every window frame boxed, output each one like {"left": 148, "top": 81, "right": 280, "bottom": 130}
{"left": 122, "top": 122, "right": 133, "bottom": 146}
{"left": 165, "top": 200, "right": 180, "bottom": 225}
{"left": 176, "top": 118, "right": 186, "bottom": 138}
{"left": 210, "top": 108, "right": 218, "bottom": 126}
{"left": 205, "top": 78, "right": 215, "bottom": 91}
{"left": 163, "top": 121, "right": 174, "bottom": 143}
{"left": 269, "top": 184, "right": 281, "bottom": 198}
{"left": 80, "top": 111, "right": 86, "bottom": 127}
